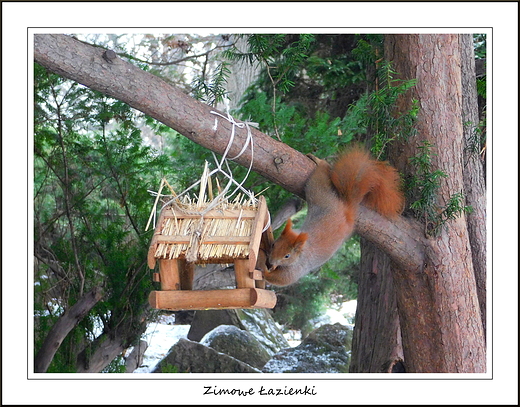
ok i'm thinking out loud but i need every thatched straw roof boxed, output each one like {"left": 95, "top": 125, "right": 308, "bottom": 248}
{"left": 148, "top": 196, "right": 267, "bottom": 268}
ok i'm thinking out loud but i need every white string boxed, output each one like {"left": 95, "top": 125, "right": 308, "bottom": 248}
{"left": 149, "top": 110, "right": 272, "bottom": 233}
{"left": 207, "top": 112, "right": 271, "bottom": 233}
{"left": 159, "top": 111, "right": 262, "bottom": 218}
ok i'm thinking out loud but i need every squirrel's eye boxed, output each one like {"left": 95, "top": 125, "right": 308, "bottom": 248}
{"left": 284, "top": 254, "right": 291, "bottom": 259}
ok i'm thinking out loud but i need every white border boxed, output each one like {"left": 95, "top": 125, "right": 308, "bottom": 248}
{"left": 2, "top": 1, "right": 518, "bottom": 405}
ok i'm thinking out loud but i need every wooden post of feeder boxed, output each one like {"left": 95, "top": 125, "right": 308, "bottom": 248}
{"left": 235, "top": 259, "right": 255, "bottom": 288}
{"left": 155, "top": 259, "right": 194, "bottom": 291}
{"left": 158, "top": 259, "right": 181, "bottom": 290}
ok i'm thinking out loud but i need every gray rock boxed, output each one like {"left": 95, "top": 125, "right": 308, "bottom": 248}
{"left": 262, "top": 323, "right": 353, "bottom": 373}
{"left": 187, "top": 308, "right": 289, "bottom": 355}
{"left": 201, "top": 325, "right": 272, "bottom": 370}
{"left": 237, "top": 308, "right": 290, "bottom": 355}
{"left": 151, "top": 338, "right": 260, "bottom": 373}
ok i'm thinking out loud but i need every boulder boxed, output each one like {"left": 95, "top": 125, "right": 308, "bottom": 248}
{"left": 151, "top": 338, "right": 260, "bottom": 373}
{"left": 201, "top": 325, "right": 272, "bottom": 370}
{"left": 262, "top": 323, "right": 353, "bottom": 373}
{"left": 236, "top": 308, "right": 290, "bottom": 355}
{"left": 188, "top": 308, "right": 289, "bottom": 355}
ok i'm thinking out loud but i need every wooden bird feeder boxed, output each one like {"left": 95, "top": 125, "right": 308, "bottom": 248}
{"left": 147, "top": 196, "right": 276, "bottom": 311}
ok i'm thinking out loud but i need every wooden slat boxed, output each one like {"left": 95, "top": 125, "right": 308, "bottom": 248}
{"left": 249, "top": 269, "right": 264, "bottom": 281}
{"left": 255, "top": 279, "right": 266, "bottom": 289}
{"left": 148, "top": 244, "right": 158, "bottom": 269}
{"left": 148, "top": 288, "right": 277, "bottom": 311}
{"left": 155, "top": 235, "right": 251, "bottom": 244}
{"left": 235, "top": 259, "right": 255, "bottom": 289}
{"left": 247, "top": 196, "right": 268, "bottom": 273}
{"left": 161, "top": 208, "right": 258, "bottom": 220}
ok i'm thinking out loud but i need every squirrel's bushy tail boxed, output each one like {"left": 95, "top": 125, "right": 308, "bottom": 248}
{"left": 330, "top": 146, "right": 404, "bottom": 219}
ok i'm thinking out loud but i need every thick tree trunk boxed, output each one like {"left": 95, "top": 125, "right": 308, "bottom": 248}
{"left": 349, "top": 239, "right": 404, "bottom": 373}
{"left": 385, "top": 34, "right": 486, "bottom": 372}
{"left": 34, "top": 286, "right": 103, "bottom": 373}
{"left": 460, "top": 34, "right": 487, "bottom": 336}
{"left": 220, "top": 35, "right": 261, "bottom": 111}
{"left": 349, "top": 50, "right": 404, "bottom": 373}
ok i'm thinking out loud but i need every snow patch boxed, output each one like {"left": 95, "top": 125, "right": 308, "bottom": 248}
{"left": 132, "top": 320, "right": 190, "bottom": 373}
{"left": 200, "top": 324, "right": 237, "bottom": 346}
{"left": 325, "top": 299, "right": 357, "bottom": 326}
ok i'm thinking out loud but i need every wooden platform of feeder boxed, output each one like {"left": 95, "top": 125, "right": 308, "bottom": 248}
{"left": 148, "top": 288, "right": 277, "bottom": 311}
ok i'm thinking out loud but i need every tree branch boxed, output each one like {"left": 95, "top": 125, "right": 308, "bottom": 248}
{"left": 34, "top": 286, "right": 104, "bottom": 373}
{"left": 356, "top": 206, "right": 425, "bottom": 270}
{"left": 33, "top": 34, "right": 424, "bottom": 271}
{"left": 34, "top": 34, "right": 311, "bottom": 197}
{"left": 118, "top": 42, "right": 235, "bottom": 67}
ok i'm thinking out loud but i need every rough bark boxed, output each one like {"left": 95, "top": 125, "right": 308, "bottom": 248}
{"left": 76, "top": 334, "right": 126, "bottom": 373}
{"left": 460, "top": 34, "right": 487, "bottom": 336}
{"left": 75, "top": 305, "right": 151, "bottom": 373}
{"left": 220, "top": 35, "right": 261, "bottom": 111}
{"left": 349, "top": 239, "right": 404, "bottom": 373}
{"left": 34, "top": 286, "right": 103, "bottom": 373}
{"left": 125, "top": 340, "right": 148, "bottom": 373}
{"left": 385, "top": 34, "right": 486, "bottom": 372}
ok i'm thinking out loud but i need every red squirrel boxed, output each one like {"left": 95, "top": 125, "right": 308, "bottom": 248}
{"left": 265, "top": 146, "right": 404, "bottom": 286}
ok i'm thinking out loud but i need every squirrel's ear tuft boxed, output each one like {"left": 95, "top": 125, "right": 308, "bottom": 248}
{"left": 280, "top": 219, "right": 301, "bottom": 244}
{"left": 282, "top": 219, "right": 293, "bottom": 235}
{"left": 294, "top": 232, "right": 308, "bottom": 248}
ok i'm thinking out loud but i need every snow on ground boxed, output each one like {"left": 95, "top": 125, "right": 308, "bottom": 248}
{"left": 132, "top": 314, "right": 190, "bottom": 373}
{"left": 325, "top": 299, "right": 357, "bottom": 326}
{"left": 285, "top": 300, "right": 357, "bottom": 347}
{"left": 131, "top": 300, "right": 357, "bottom": 373}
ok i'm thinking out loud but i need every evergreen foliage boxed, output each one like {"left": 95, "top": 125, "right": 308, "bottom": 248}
{"left": 33, "top": 63, "right": 175, "bottom": 372}
{"left": 341, "top": 59, "right": 418, "bottom": 159}
{"left": 406, "top": 141, "right": 473, "bottom": 236}
{"left": 191, "top": 62, "right": 231, "bottom": 106}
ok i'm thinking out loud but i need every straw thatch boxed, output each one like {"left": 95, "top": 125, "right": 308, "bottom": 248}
{"left": 151, "top": 195, "right": 260, "bottom": 264}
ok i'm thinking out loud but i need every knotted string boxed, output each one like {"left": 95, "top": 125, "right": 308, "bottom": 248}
{"left": 152, "top": 109, "right": 270, "bottom": 232}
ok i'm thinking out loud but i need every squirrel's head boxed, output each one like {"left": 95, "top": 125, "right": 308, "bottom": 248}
{"left": 268, "top": 219, "right": 308, "bottom": 270}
